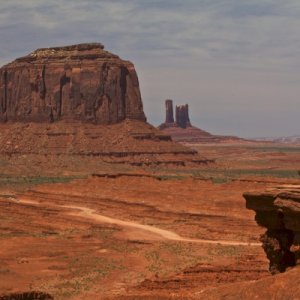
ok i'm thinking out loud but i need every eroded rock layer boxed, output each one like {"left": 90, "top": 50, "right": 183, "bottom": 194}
{"left": 0, "top": 43, "right": 146, "bottom": 124}
{"left": 244, "top": 185, "right": 300, "bottom": 274}
{"left": 0, "top": 119, "right": 211, "bottom": 166}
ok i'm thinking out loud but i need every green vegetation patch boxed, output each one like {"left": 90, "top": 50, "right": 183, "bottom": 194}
{"left": 207, "top": 244, "right": 242, "bottom": 258}
{"left": 0, "top": 174, "right": 87, "bottom": 191}
{"left": 222, "top": 168, "right": 299, "bottom": 179}
{"left": 154, "top": 167, "right": 299, "bottom": 183}
{"left": 252, "top": 146, "right": 300, "bottom": 153}
{"left": 33, "top": 255, "right": 123, "bottom": 298}
{"left": 144, "top": 242, "right": 210, "bottom": 276}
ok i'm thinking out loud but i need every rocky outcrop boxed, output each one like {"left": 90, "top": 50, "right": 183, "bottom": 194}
{"left": 0, "top": 43, "right": 146, "bottom": 124}
{"left": 244, "top": 185, "right": 300, "bottom": 274}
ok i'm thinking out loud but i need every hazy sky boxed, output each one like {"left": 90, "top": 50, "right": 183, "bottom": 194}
{"left": 0, "top": 0, "right": 299, "bottom": 137}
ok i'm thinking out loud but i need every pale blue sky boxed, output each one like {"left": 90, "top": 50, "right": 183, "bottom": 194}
{"left": 0, "top": 0, "right": 299, "bottom": 137}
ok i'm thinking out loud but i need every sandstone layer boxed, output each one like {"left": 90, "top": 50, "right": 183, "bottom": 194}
{"left": 244, "top": 185, "right": 300, "bottom": 273}
{"left": 0, "top": 43, "right": 146, "bottom": 124}
{"left": 0, "top": 119, "right": 211, "bottom": 166}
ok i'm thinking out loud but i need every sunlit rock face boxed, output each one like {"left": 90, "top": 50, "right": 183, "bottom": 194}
{"left": 0, "top": 43, "right": 146, "bottom": 124}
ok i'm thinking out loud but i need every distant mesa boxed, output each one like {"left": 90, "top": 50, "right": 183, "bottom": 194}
{"left": 0, "top": 43, "right": 146, "bottom": 124}
{"left": 159, "top": 99, "right": 244, "bottom": 143}
{"left": 253, "top": 135, "right": 300, "bottom": 145}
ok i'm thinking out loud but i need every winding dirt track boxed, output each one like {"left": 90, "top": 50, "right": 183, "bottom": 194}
{"left": 16, "top": 198, "right": 261, "bottom": 247}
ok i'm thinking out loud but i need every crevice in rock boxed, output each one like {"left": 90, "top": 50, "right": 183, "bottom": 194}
{"left": 260, "top": 227, "right": 295, "bottom": 274}
{"left": 119, "top": 66, "right": 128, "bottom": 120}
{"left": 40, "top": 65, "right": 46, "bottom": 99}
{"left": 93, "top": 64, "right": 106, "bottom": 114}
{"left": 3, "top": 70, "right": 8, "bottom": 113}
{"left": 58, "top": 73, "right": 70, "bottom": 118}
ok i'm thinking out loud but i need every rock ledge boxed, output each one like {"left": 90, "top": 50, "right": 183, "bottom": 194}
{"left": 244, "top": 185, "right": 300, "bottom": 273}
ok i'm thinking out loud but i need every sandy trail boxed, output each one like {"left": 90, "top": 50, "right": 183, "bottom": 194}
{"left": 15, "top": 198, "right": 261, "bottom": 247}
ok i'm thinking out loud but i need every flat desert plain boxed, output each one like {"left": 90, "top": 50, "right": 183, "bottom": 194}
{"left": 0, "top": 142, "right": 299, "bottom": 299}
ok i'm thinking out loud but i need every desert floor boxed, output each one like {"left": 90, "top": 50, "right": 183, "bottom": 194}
{"left": 0, "top": 142, "right": 299, "bottom": 299}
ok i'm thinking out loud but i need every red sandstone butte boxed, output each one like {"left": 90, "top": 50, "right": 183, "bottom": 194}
{"left": 0, "top": 43, "right": 146, "bottom": 124}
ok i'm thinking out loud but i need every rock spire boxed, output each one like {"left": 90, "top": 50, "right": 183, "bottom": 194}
{"left": 159, "top": 99, "right": 191, "bottom": 129}
{"left": 165, "top": 99, "right": 174, "bottom": 123}
{"left": 175, "top": 104, "right": 191, "bottom": 129}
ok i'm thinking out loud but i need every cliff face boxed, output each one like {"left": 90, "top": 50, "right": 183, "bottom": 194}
{"left": 0, "top": 43, "right": 146, "bottom": 124}
{"left": 244, "top": 185, "right": 300, "bottom": 274}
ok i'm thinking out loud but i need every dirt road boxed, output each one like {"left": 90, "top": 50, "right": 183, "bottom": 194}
{"left": 15, "top": 198, "right": 261, "bottom": 247}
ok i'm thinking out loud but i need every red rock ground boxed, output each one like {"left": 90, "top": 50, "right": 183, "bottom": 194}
{"left": 0, "top": 142, "right": 299, "bottom": 299}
